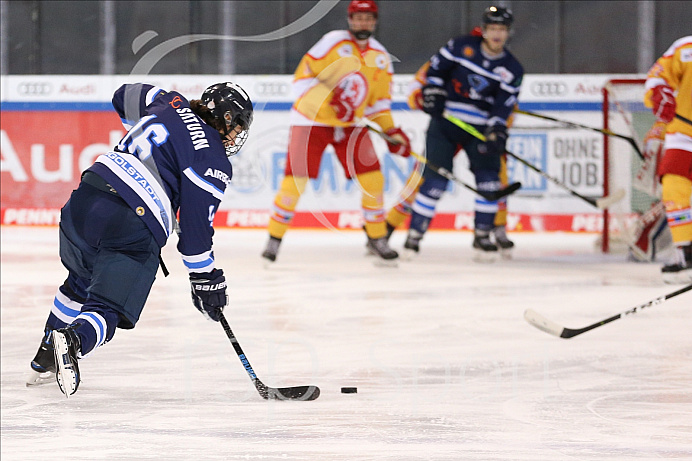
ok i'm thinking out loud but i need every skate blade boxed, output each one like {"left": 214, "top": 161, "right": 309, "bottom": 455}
{"left": 662, "top": 269, "right": 692, "bottom": 285}
{"left": 472, "top": 249, "right": 499, "bottom": 263}
{"left": 26, "top": 369, "right": 55, "bottom": 387}
{"left": 400, "top": 248, "right": 418, "bottom": 261}
{"left": 499, "top": 248, "right": 513, "bottom": 260}
{"left": 52, "top": 331, "right": 79, "bottom": 398}
{"left": 372, "top": 258, "right": 398, "bottom": 268}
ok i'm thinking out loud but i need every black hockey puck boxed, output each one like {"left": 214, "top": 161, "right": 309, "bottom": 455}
{"left": 341, "top": 387, "right": 357, "bottom": 394}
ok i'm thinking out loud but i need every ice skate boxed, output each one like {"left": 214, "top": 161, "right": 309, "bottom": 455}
{"left": 492, "top": 226, "right": 514, "bottom": 260}
{"left": 52, "top": 326, "right": 81, "bottom": 398}
{"left": 472, "top": 229, "right": 498, "bottom": 263}
{"left": 366, "top": 236, "right": 399, "bottom": 267}
{"left": 364, "top": 224, "right": 396, "bottom": 257}
{"left": 401, "top": 230, "right": 422, "bottom": 261}
{"left": 261, "top": 236, "right": 282, "bottom": 266}
{"left": 661, "top": 244, "right": 692, "bottom": 284}
{"left": 26, "top": 328, "right": 56, "bottom": 387}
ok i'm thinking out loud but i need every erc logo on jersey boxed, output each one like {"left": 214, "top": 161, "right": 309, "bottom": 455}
{"left": 336, "top": 73, "right": 368, "bottom": 108}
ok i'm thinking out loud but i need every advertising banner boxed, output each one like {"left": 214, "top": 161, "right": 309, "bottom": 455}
{"left": 1, "top": 74, "right": 643, "bottom": 231}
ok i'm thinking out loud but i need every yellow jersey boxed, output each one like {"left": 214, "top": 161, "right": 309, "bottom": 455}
{"left": 645, "top": 36, "right": 692, "bottom": 138}
{"left": 290, "top": 30, "right": 396, "bottom": 132}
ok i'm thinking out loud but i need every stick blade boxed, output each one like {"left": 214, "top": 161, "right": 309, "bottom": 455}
{"left": 524, "top": 309, "right": 566, "bottom": 338}
{"left": 269, "top": 385, "right": 321, "bottom": 401}
{"left": 596, "top": 188, "right": 626, "bottom": 209}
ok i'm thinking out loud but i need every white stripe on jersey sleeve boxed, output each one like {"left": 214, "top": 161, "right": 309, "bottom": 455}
{"left": 183, "top": 167, "right": 225, "bottom": 201}
{"left": 364, "top": 98, "right": 391, "bottom": 117}
{"left": 293, "top": 77, "right": 319, "bottom": 100}
{"left": 145, "top": 86, "right": 164, "bottom": 106}
{"left": 182, "top": 250, "right": 215, "bottom": 273}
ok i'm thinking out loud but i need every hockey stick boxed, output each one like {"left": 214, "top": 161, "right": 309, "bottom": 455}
{"left": 676, "top": 113, "right": 692, "bottom": 127}
{"left": 219, "top": 312, "right": 320, "bottom": 401}
{"left": 514, "top": 108, "right": 644, "bottom": 160}
{"left": 442, "top": 112, "right": 626, "bottom": 210}
{"left": 524, "top": 283, "right": 692, "bottom": 339}
{"left": 358, "top": 117, "right": 522, "bottom": 201}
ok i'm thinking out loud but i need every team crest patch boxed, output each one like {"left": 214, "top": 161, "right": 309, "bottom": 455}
{"left": 338, "top": 44, "right": 354, "bottom": 57}
{"left": 681, "top": 48, "right": 692, "bottom": 62}
{"left": 136, "top": 207, "right": 145, "bottom": 216}
{"left": 463, "top": 46, "right": 474, "bottom": 58}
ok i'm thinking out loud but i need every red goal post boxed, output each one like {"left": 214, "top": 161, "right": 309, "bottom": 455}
{"left": 600, "top": 78, "right": 659, "bottom": 253}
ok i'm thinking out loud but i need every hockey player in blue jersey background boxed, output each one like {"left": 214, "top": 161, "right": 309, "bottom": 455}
{"left": 395, "top": 5, "right": 524, "bottom": 262}
{"left": 27, "top": 82, "right": 254, "bottom": 397}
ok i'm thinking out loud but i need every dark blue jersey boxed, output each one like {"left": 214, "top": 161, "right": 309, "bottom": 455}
{"left": 426, "top": 35, "right": 524, "bottom": 129}
{"left": 87, "top": 83, "right": 233, "bottom": 275}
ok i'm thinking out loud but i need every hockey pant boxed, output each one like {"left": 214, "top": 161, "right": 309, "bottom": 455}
{"left": 44, "top": 180, "right": 160, "bottom": 357}
{"left": 387, "top": 140, "right": 508, "bottom": 231}
{"left": 659, "top": 142, "right": 692, "bottom": 245}
{"left": 268, "top": 170, "right": 387, "bottom": 239}
{"left": 661, "top": 174, "right": 692, "bottom": 245}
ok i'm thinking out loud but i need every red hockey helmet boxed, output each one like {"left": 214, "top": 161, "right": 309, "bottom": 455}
{"left": 348, "top": 0, "right": 378, "bottom": 18}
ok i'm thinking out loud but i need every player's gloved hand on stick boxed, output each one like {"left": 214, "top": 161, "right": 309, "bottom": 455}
{"left": 385, "top": 127, "right": 411, "bottom": 157}
{"left": 421, "top": 84, "right": 447, "bottom": 117}
{"left": 651, "top": 85, "right": 676, "bottom": 123}
{"left": 482, "top": 124, "right": 508, "bottom": 155}
{"left": 330, "top": 85, "right": 355, "bottom": 123}
{"left": 190, "top": 269, "right": 228, "bottom": 322}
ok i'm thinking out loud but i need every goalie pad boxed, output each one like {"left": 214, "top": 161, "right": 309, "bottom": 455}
{"left": 633, "top": 121, "right": 665, "bottom": 197}
{"left": 626, "top": 202, "right": 673, "bottom": 262}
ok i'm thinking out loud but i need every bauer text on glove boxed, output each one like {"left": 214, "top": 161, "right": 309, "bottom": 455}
{"left": 190, "top": 269, "right": 228, "bottom": 322}
{"left": 421, "top": 84, "right": 447, "bottom": 117}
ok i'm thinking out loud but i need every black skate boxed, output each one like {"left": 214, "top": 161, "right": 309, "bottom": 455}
{"left": 385, "top": 222, "right": 396, "bottom": 241}
{"left": 366, "top": 236, "right": 399, "bottom": 267}
{"left": 26, "top": 327, "right": 56, "bottom": 386}
{"left": 364, "top": 223, "right": 396, "bottom": 257}
{"left": 492, "top": 226, "right": 514, "bottom": 260}
{"left": 472, "top": 229, "right": 498, "bottom": 263}
{"left": 261, "top": 236, "right": 282, "bottom": 265}
{"left": 52, "top": 326, "right": 81, "bottom": 398}
{"left": 661, "top": 244, "right": 692, "bottom": 284}
{"left": 401, "top": 231, "right": 422, "bottom": 260}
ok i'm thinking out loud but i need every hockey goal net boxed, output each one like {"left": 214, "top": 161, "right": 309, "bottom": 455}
{"left": 600, "top": 78, "right": 661, "bottom": 253}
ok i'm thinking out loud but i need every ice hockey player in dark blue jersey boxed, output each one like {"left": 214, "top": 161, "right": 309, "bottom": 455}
{"left": 26, "top": 82, "right": 253, "bottom": 397}
{"left": 397, "top": 6, "right": 524, "bottom": 262}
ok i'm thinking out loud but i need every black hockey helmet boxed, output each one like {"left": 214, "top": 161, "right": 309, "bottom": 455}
{"left": 201, "top": 82, "right": 253, "bottom": 156}
{"left": 483, "top": 5, "right": 513, "bottom": 28}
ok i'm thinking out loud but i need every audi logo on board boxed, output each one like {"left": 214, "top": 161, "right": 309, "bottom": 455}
{"left": 17, "top": 82, "right": 53, "bottom": 96}
{"left": 253, "top": 82, "right": 290, "bottom": 96}
{"left": 530, "top": 81, "right": 568, "bottom": 97}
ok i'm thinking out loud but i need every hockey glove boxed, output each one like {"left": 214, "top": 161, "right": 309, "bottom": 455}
{"left": 190, "top": 269, "right": 227, "bottom": 322}
{"left": 330, "top": 85, "right": 355, "bottom": 123}
{"left": 482, "top": 124, "right": 508, "bottom": 156}
{"left": 421, "top": 84, "right": 447, "bottom": 117}
{"left": 651, "top": 85, "right": 676, "bottom": 123}
{"left": 385, "top": 127, "right": 412, "bottom": 157}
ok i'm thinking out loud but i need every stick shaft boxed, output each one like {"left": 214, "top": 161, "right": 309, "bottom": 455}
{"left": 515, "top": 108, "right": 644, "bottom": 160}
{"left": 442, "top": 113, "right": 604, "bottom": 207}
{"left": 358, "top": 117, "right": 519, "bottom": 201}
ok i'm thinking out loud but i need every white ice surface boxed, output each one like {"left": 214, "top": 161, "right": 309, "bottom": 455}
{"left": 2, "top": 226, "right": 691, "bottom": 460}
